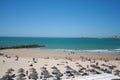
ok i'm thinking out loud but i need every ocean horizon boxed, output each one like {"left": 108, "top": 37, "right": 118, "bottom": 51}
{"left": 0, "top": 36, "right": 120, "bottom": 54}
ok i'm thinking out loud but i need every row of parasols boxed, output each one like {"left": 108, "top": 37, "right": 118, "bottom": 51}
{"left": 0, "top": 64, "right": 120, "bottom": 80}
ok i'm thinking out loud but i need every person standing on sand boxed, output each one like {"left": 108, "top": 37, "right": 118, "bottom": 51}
{"left": 3, "top": 60, "right": 5, "bottom": 64}
{"left": 96, "top": 62, "right": 98, "bottom": 66}
{"left": 15, "top": 55, "right": 19, "bottom": 61}
{"left": 26, "top": 70, "right": 28, "bottom": 76}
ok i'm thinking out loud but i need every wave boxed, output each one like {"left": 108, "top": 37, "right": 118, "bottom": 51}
{"left": 83, "top": 49, "right": 120, "bottom": 53}
{"left": 41, "top": 48, "right": 120, "bottom": 54}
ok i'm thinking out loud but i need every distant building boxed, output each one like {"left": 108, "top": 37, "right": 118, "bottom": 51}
{"left": 111, "top": 36, "right": 120, "bottom": 39}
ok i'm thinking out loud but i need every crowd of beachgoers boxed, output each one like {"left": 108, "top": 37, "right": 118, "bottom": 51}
{"left": 0, "top": 49, "right": 120, "bottom": 80}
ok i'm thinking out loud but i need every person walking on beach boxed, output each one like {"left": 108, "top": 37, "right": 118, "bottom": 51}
{"left": 96, "top": 62, "right": 98, "bottom": 66}
{"left": 3, "top": 60, "right": 5, "bottom": 64}
{"left": 26, "top": 70, "right": 28, "bottom": 76}
{"left": 15, "top": 55, "right": 19, "bottom": 61}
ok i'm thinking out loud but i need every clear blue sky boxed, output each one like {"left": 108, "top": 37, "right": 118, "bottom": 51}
{"left": 0, "top": 0, "right": 120, "bottom": 37}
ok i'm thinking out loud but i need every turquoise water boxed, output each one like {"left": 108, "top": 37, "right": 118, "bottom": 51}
{"left": 0, "top": 37, "right": 120, "bottom": 53}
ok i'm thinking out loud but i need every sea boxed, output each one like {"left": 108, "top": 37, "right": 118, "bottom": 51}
{"left": 0, "top": 37, "right": 120, "bottom": 54}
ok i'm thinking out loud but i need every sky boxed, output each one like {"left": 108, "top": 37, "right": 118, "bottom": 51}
{"left": 0, "top": 0, "right": 120, "bottom": 38}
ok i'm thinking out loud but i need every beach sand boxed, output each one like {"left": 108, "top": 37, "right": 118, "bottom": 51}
{"left": 0, "top": 49, "right": 120, "bottom": 80}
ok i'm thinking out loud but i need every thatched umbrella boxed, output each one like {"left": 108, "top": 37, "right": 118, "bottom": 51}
{"left": 114, "top": 70, "right": 120, "bottom": 75}
{"left": 28, "top": 73, "right": 38, "bottom": 79}
{"left": 16, "top": 77, "right": 26, "bottom": 80}
{"left": 29, "top": 68, "right": 36, "bottom": 72}
{"left": 42, "top": 70, "right": 52, "bottom": 78}
{"left": 5, "top": 71, "right": 15, "bottom": 78}
{"left": 101, "top": 64, "right": 106, "bottom": 66}
{"left": 52, "top": 69, "right": 60, "bottom": 74}
{"left": 18, "top": 68, "right": 24, "bottom": 72}
{"left": 5, "top": 71, "right": 11, "bottom": 75}
{"left": 0, "top": 77, "right": 8, "bottom": 80}
{"left": 2, "top": 74, "right": 11, "bottom": 80}
{"left": 76, "top": 64, "right": 82, "bottom": 67}
{"left": 2, "top": 74, "right": 9, "bottom": 78}
{"left": 18, "top": 68, "right": 24, "bottom": 73}
{"left": 65, "top": 66, "right": 73, "bottom": 71}
{"left": 29, "top": 68, "right": 36, "bottom": 70}
{"left": 55, "top": 74, "right": 61, "bottom": 79}
{"left": 8, "top": 68, "right": 14, "bottom": 72}
{"left": 40, "top": 66, "right": 46, "bottom": 70}
{"left": 114, "top": 70, "right": 120, "bottom": 72}
{"left": 17, "top": 73, "right": 25, "bottom": 77}
{"left": 56, "top": 72, "right": 63, "bottom": 77}
{"left": 51, "top": 66, "right": 57, "bottom": 69}
{"left": 65, "top": 65, "right": 70, "bottom": 68}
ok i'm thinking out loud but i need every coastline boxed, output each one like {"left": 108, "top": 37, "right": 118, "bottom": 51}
{"left": 0, "top": 49, "right": 120, "bottom": 79}
{"left": 1, "top": 48, "right": 120, "bottom": 60}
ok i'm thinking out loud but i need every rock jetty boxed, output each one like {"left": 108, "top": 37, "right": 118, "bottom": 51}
{"left": 0, "top": 44, "right": 45, "bottom": 50}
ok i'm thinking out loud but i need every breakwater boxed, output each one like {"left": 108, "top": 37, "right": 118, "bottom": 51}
{"left": 0, "top": 44, "right": 45, "bottom": 50}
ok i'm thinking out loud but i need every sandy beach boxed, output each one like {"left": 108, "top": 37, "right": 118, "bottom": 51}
{"left": 0, "top": 49, "right": 120, "bottom": 80}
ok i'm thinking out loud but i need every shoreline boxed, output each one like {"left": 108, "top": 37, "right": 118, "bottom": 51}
{"left": 39, "top": 48, "right": 120, "bottom": 54}
{"left": 1, "top": 48, "right": 120, "bottom": 60}
{"left": 0, "top": 48, "right": 120, "bottom": 79}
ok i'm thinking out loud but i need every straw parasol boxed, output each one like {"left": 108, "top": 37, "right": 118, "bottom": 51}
{"left": 18, "top": 68, "right": 24, "bottom": 73}
{"left": 114, "top": 70, "right": 120, "bottom": 72}
{"left": 5, "top": 71, "right": 11, "bottom": 75}
{"left": 40, "top": 66, "right": 46, "bottom": 69}
{"left": 8, "top": 68, "right": 14, "bottom": 72}
{"left": 2, "top": 74, "right": 11, "bottom": 80}
{"left": 16, "top": 77, "right": 26, "bottom": 80}
{"left": 51, "top": 66, "right": 57, "bottom": 69}
{"left": 16, "top": 74, "right": 25, "bottom": 78}
{"left": 28, "top": 73, "right": 38, "bottom": 79}
{"left": 29, "top": 68, "right": 36, "bottom": 70}
{"left": 17, "top": 71, "right": 26, "bottom": 77}
{"left": 29, "top": 68, "right": 36, "bottom": 72}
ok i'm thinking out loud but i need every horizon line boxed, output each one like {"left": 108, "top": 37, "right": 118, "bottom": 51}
{"left": 0, "top": 35, "right": 118, "bottom": 38}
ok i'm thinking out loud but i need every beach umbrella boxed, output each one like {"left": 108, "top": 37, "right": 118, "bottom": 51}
{"left": 16, "top": 74, "right": 24, "bottom": 78}
{"left": 40, "top": 66, "right": 46, "bottom": 69}
{"left": 18, "top": 68, "right": 24, "bottom": 73}
{"left": 0, "top": 77, "right": 8, "bottom": 80}
{"left": 18, "top": 68, "right": 24, "bottom": 72}
{"left": 2, "top": 74, "right": 9, "bottom": 78}
{"left": 29, "top": 68, "right": 36, "bottom": 70}
{"left": 30, "top": 70, "right": 37, "bottom": 73}
{"left": 101, "top": 64, "right": 106, "bottom": 66}
{"left": 8, "top": 68, "right": 14, "bottom": 72}
{"left": 18, "top": 70, "right": 24, "bottom": 73}
{"left": 16, "top": 77, "right": 26, "bottom": 80}
{"left": 2, "top": 74, "right": 12, "bottom": 80}
{"left": 42, "top": 71, "right": 48, "bottom": 75}
{"left": 52, "top": 69, "right": 60, "bottom": 74}
{"left": 114, "top": 70, "right": 120, "bottom": 76}
{"left": 28, "top": 73, "right": 38, "bottom": 79}
{"left": 51, "top": 66, "right": 57, "bottom": 69}
{"left": 66, "top": 66, "right": 73, "bottom": 70}
{"left": 29, "top": 68, "right": 36, "bottom": 72}
{"left": 56, "top": 72, "right": 63, "bottom": 77}
{"left": 41, "top": 67, "right": 47, "bottom": 72}
{"left": 55, "top": 74, "right": 60, "bottom": 78}
{"left": 41, "top": 74, "right": 48, "bottom": 78}
{"left": 76, "top": 62, "right": 79, "bottom": 64}
{"left": 76, "top": 64, "right": 82, "bottom": 67}
{"left": 114, "top": 70, "right": 120, "bottom": 72}
{"left": 5, "top": 71, "right": 11, "bottom": 75}
{"left": 65, "top": 65, "right": 70, "bottom": 68}
{"left": 41, "top": 71, "right": 52, "bottom": 78}
{"left": 16, "top": 73, "right": 25, "bottom": 77}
